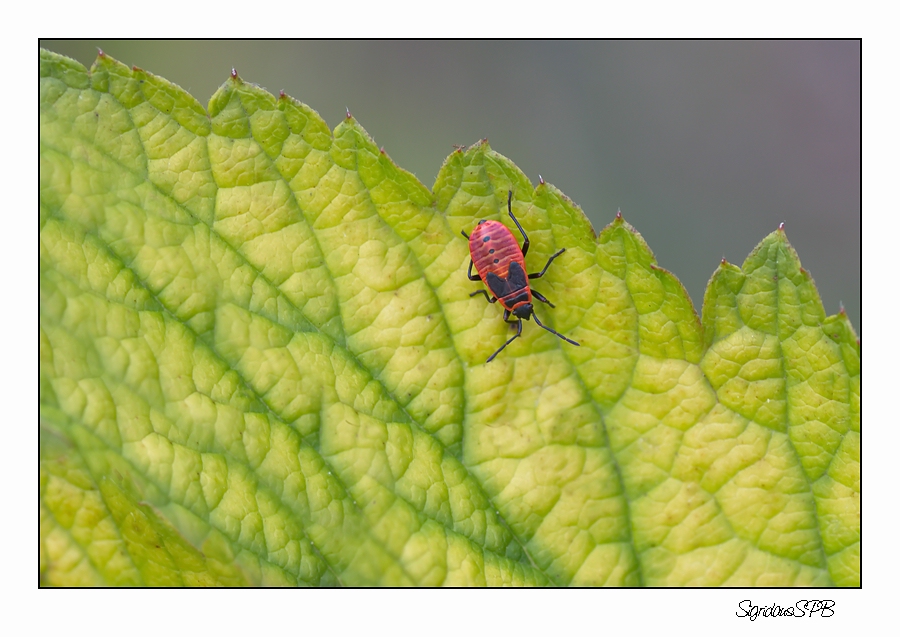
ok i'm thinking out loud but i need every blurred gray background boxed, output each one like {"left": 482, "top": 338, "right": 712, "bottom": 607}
{"left": 41, "top": 40, "right": 860, "bottom": 334}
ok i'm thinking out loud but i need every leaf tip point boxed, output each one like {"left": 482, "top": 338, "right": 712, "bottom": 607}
{"left": 97, "top": 48, "right": 105, "bottom": 58}
{"left": 346, "top": 106, "right": 352, "bottom": 120}
{"left": 616, "top": 209, "right": 622, "bottom": 220}
{"left": 778, "top": 221, "right": 785, "bottom": 231}
{"left": 380, "top": 146, "right": 386, "bottom": 154}
{"left": 721, "top": 256, "right": 728, "bottom": 265}
{"left": 539, "top": 174, "right": 545, "bottom": 185}
{"left": 279, "top": 89, "right": 286, "bottom": 99}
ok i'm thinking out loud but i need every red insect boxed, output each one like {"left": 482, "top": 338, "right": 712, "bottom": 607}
{"left": 461, "top": 190, "right": 580, "bottom": 363}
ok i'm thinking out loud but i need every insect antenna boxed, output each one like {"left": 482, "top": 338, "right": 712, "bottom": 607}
{"left": 486, "top": 314, "right": 523, "bottom": 363}
{"left": 532, "top": 314, "right": 580, "bottom": 347}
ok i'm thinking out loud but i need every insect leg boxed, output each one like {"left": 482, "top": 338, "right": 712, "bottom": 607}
{"left": 470, "top": 289, "right": 498, "bottom": 303}
{"left": 531, "top": 289, "right": 555, "bottom": 308}
{"left": 506, "top": 190, "right": 530, "bottom": 257}
{"left": 461, "top": 229, "right": 470, "bottom": 239}
{"left": 529, "top": 248, "right": 566, "bottom": 279}
{"left": 486, "top": 313, "right": 523, "bottom": 363}
{"left": 532, "top": 313, "right": 580, "bottom": 347}
{"left": 467, "top": 260, "right": 480, "bottom": 281}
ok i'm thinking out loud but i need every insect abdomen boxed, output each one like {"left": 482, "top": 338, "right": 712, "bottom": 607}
{"left": 468, "top": 220, "right": 525, "bottom": 280}
{"left": 468, "top": 220, "right": 532, "bottom": 312}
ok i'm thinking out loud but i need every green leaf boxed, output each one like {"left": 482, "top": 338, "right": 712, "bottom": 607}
{"left": 39, "top": 49, "right": 860, "bottom": 587}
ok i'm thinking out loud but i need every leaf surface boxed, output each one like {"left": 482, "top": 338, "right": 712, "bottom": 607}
{"left": 39, "top": 50, "right": 860, "bottom": 586}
